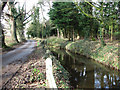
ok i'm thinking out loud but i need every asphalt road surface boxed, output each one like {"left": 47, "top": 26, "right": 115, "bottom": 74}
{"left": 0, "top": 40, "right": 37, "bottom": 88}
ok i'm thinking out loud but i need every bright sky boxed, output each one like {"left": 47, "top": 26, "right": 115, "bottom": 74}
{"left": 17, "top": 0, "right": 50, "bottom": 21}
{"left": 2, "top": 0, "right": 98, "bottom": 29}
{"left": 2, "top": 0, "right": 50, "bottom": 29}
{"left": 17, "top": 0, "right": 38, "bottom": 12}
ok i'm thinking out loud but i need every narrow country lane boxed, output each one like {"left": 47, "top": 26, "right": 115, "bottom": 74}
{"left": 2, "top": 40, "right": 36, "bottom": 66}
{"left": 0, "top": 40, "right": 37, "bottom": 88}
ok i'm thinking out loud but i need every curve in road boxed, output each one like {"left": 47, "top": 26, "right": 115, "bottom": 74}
{"left": 2, "top": 40, "right": 36, "bottom": 66}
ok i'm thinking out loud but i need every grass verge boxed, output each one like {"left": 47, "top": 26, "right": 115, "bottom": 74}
{"left": 43, "top": 49, "right": 71, "bottom": 88}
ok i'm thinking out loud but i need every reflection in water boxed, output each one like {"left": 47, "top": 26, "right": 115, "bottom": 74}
{"left": 51, "top": 49, "right": 120, "bottom": 88}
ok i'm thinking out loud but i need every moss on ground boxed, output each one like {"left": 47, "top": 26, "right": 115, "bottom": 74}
{"left": 46, "top": 37, "right": 119, "bottom": 70}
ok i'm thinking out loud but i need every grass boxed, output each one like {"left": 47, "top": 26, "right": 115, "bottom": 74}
{"left": 8, "top": 43, "right": 18, "bottom": 47}
{"left": 5, "top": 36, "right": 17, "bottom": 46}
{"left": 46, "top": 37, "right": 120, "bottom": 70}
{"left": 2, "top": 36, "right": 24, "bottom": 53}
{"left": 46, "top": 36, "right": 67, "bottom": 48}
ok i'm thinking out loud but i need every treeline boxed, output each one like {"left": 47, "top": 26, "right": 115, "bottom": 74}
{"left": 27, "top": 1, "right": 53, "bottom": 39}
{"left": 28, "top": 1, "right": 120, "bottom": 46}
{"left": 0, "top": 1, "right": 32, "bottom": 48}
{"left": 49, "top": 1, "right": 120, "bottom": 46}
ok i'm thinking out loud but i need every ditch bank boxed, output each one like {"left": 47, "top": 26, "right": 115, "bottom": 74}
{"left": 43, "top": 49, "right": 71, "bottom": 88}
{"left": 45, "top": 37, "right": 120, "bottom": 71}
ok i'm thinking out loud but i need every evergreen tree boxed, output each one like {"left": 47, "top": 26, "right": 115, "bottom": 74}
{"left": 49, "top": 2, "right": 79, "bottom": 41}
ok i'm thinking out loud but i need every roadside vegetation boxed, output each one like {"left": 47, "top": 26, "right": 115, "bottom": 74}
{"left": 52, "top": 58, "right": 71, "bottom": 88}
{"left": 3, "top": 45, "right": 46, "bottom": 88}
{"left": 2, "top": 36, "right": 25, "bottom": 53}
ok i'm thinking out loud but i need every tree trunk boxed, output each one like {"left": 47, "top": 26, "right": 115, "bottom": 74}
{"left": 73, "top": 28, "right": 74, "bottom": 41}
{"left": 21, "top": 31, "right": 25, "bottom": 41}
{"left": 1, "top": 29, "right": 6, "bottom": 48}
{"left": 100, "top": 27, "right": 106, "bottom": 46}
{"left": 111, "top": 24, "right": 113, "bottom": 41}
{"left": 14, "top": 20, "right": 19, "bottom": 43}
{"left": 0, "top": 23, "right": 7, "bottom": 48}
{"left": 109, "top": 25, "right": 111, "bottom": 37}
{"left": 68, "top": 30, "right": 70, "bottom": 41}
{"left": 11, "top": 19, "right": 19, "bottom": 43}
{"left": 57, "top": 28, "right": 60, "bottom": 37}
{"left": 70, "top": 29, "right": 73, "bottom": 41}
{"left": 0, "top": 3, "right": 7, "bottom": 48}
{"left": 60, "top": 29, "right": 63, "bottom": 38}
{"left": 100, "top": 2, "right": 106, "bottom": 46}
{"left": 40, "top": 4, "right": 45, "bottom": 39}
{"left": 0, "top": 21, "right": 2, "bottom": 48}
{"left": 42, "top": 25, "right": 44, "bottom": 39}
{"left": 118, "top": 1, "right": 120, "bottom": 32}
{"left": 9, "top": 3, "right": 19, "bottom": 43}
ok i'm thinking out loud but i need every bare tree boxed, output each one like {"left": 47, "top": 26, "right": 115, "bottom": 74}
{"left": 0, "top": 1, "right": 7, "bottom": 48}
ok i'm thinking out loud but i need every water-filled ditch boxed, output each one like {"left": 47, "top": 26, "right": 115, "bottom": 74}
{"left": 50, "top": 48, "right": 120, "bottom": 88}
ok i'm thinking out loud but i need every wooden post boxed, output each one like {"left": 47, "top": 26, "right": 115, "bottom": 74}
{"left": 46, "top": 58, "right": 57, "bottom": 88}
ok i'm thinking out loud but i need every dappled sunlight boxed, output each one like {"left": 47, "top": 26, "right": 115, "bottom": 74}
{"left": 1, "top": 0, "right": 120, "bottom": 89}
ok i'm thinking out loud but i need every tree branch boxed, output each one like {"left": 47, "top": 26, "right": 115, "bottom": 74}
{"left": 85, "top": 0, "right": 100, "bottom": 10}
{"left": 23, "top": 13, "right": 33, "bottom": 22}
{"left": 4, "top": 12, "right": 14, "bottom": 18}
{"left": 74, "top": 2, "right": 101, "bottom": 22}
{"left": 2, "top": 2, "right": 7, "bottom": 11}
{"left": 23, "top": 19, "right": 32, "bottom": 26}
